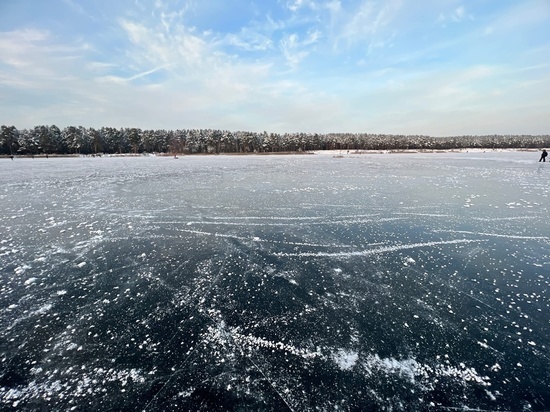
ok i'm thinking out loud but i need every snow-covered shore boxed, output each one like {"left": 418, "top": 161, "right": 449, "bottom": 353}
{"left": 312, "top": 148, "right": 542, "bottom": 156}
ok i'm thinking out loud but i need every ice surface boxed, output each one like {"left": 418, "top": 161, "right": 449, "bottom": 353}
{"left": 0, "top": 152, "right": 549, "bottom": 411}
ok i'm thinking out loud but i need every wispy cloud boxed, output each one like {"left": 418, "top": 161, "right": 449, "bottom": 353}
{"left": 280, "top": 30, "right": 321, "bottom": 68}
{"left": 327, "top": 0, "right": 402, "bottom": 53}
{"left": 286, "top": 0, "right": 319, "bottom": 12}
{"left": 437, "top": 4, "right": 470, "bottom": 25}
{"left": 221, "top": 28, "right": 273, "bottom": 52}
{"left": 119, "top": 19, "right": 183, "bottom": 66}
{"left": 452, "top": 5, "right": 466, "bottom": 21}
{"left": 61, "top": 0, "right": 96, "bottom": 20}
{"left": 0, "top": 28, "right": 89, "bottom": 90}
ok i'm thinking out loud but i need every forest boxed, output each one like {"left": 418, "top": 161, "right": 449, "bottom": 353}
{"left": 1, "top": 124, "right": 549, "bottom": 156}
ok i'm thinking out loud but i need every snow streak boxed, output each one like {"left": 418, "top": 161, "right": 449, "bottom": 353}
{"left": 273, "top": 239, "right": 482, "bottom": 258}
{"left": 439, "top": 230, "right": 550, "bottom": 241}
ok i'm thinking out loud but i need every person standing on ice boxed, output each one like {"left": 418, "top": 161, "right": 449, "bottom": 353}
{"left": 540, "top": 149, "right": 548, "bottom": 162}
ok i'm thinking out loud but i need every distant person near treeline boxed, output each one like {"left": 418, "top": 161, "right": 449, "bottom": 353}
{"left": 540, "top": 149, "right": 548, "bottom": 162}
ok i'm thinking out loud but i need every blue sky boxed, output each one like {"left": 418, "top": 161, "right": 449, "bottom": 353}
{"left": 0, "top": 0, "right": 549, "bottom": 135}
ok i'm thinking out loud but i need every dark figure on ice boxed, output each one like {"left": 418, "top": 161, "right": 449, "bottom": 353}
{"left": 540, "top": 149, "right": 548, "bottom": 162}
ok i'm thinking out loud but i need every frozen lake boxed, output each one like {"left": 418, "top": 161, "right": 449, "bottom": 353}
{"left": 1, "top": 151, "right": 549, "bottom": 411}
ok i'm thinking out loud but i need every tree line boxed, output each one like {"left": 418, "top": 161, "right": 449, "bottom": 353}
{"left": 1, "top": 124, "right": 549, "bottom": 156}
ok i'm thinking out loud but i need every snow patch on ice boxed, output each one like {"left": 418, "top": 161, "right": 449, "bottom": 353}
{"left": 203, "top": 321, "right": 322, "bottom": 360}
{"left": 404, "top": 256, "right": 416, "bottom": 266}
{"left": 14, "top": 265, "right": 31, "bottom": 275}
{"left": 0, "top": 367, "right": 146, "bottom": 407}
{"left": 360, "top": 354, "right": 492, "bottom": 387}
{"left": 32, "top": 303, "right": 53, "bottom": 315}
{"left": 332, "top": 349, "right": 358, "bottom": 370}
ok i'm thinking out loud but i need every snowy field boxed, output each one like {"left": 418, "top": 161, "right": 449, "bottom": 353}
{"left": 0, "top": 151, "right": 549, "bottom": 411}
